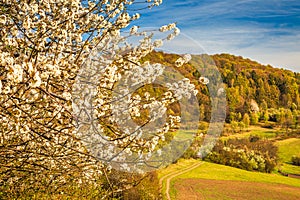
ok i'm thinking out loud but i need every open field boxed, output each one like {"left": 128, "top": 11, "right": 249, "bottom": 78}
{"left": 279, "top": 163, "right": 300, "bottom": 175}
{"left": 221, "top": 125, "right": 279, "bottom": 140}
{"left": 174, "top": 179, "right": 300, "bottom": 200}
{"left": 275, "top": 138, "right": 300, "bottom": 174}
{"left": 178, "top": 125, "right": 280, "bottom": 141}
{"left": 174, "top": 130, "right": 198, "bottom": 140}
{"left": 275, "top": 138, "right": 300, "bottom": 162}
{"left": 159, "top": 162, "right": 203, "bottom": 200}
{"left": 220, "top": 125, "right": 300, "bottom": 174}
{"left": 174, "top": 161, "right": 300, "bottom": 187}
{"left": 159, "top": 126, "right": 300, "bottom": 199}
{"left": 159, "top": 159, "right": 300, "bottom": 200}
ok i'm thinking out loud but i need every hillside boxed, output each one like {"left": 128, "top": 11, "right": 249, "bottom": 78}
{"left": 143, "top": 51, "right": 300, "bottom": 123}
{"left": 213, "top": 54, "right": 300, "bottom": 115}
{"left": 159, "top": 159, "right": 300, "bottom": 200}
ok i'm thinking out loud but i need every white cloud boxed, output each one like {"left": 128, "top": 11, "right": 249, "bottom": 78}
{"left": 137, "top": 0, "right": 300, "bottom": 72}
{"left": 155, "top": 27, "right": 300, "bottom": 72}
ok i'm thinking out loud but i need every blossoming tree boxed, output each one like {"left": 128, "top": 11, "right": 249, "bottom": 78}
{"left": 0, "top": 0, "right": 225, "bottom": 198}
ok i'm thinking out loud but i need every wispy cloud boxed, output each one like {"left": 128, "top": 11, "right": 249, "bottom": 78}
{"left": 136, "top": 0, "right": 300, "bottom": 71}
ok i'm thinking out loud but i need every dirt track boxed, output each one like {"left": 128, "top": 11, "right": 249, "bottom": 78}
{"left": 159, "top": 162, "right": 203, "bottom": 200}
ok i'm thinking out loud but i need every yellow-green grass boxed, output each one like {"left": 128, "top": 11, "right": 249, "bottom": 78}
{"left": 158, "top": 159, "right": 199, "bottom": 179}
{"left": 221, "top": 125, "right": 279, "bottom": 140}
{"left": 275, "top": 138, "right": 300, "bottom": 174}
{"left": 174, "top": 129, "right": 198, "bottom": 140}
{"left": 279, "top": 163, "right": 300, "bottom": 175}
{"left": 175, "top": 161, "right": 300, "bottom": 187}
{"left": 159, "top": 159, "right": 300, "bottom": 200}
{"left": 177, "top": 125, "right": 279, "bottom": 141}
{"left": 275, "top": 138, "right": 300, "bottom": 162}
{"left": 248, "top": 125, "right": 279, "bottom": 138}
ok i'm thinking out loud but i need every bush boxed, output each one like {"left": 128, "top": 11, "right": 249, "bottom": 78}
{"left": 182, "top": 147, "right": 197, "bottom": 159}
{"left": 292, "top": 155, "right": 300, "bottom": 166}
{"left": 123, "top": 171, "right": 159, "bottom": 200}
{"left": 205, "top": 137, "right": 278, "bottom": 173}
{"left": 181, "top": 136, "right": 205, "bottom": 159}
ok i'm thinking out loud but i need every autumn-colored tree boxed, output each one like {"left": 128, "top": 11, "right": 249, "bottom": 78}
{"left": 250, "top": 112, "right": 259, "bottom": 125}
{"left": 242, "top": 113, "right": 250, "bottom": 131}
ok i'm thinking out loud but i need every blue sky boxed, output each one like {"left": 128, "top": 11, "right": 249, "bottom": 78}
{"left": 134, "top": 0, "right": 300, "bottom": 72}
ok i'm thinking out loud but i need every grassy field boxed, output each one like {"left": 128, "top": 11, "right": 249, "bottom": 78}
{"left": 159, "top": 159, "right": 300, "bottom": 200}
{"left": 174, "top": 160, "right": 300, "bottom": 187}
{"left": 178, "top": 125, "right": 279, "bottom": 141}
{"left": 220, "top": 125, "right": 300, "bottom": 174}
{"left": 160, "top": 126, "right": 300, "bottom": 199}
{"left": 221, "top": 125, "right": 279, "bottom": 140}
{"left": 247, "top": 125, "right": 280, "bottom": 138}
{"left": 275, "top": 138, "right": 300, "bottom": 174}
{"left": 176, "top": 126, "right": 300, "bottom": 175}
{"left": 174, "top": 130, "right": 198, "bottom": 140}
{"left": 275, "top": 138, "right": 300, "bottom": 162}
{"left": 174, "top": 178, "right": 300, "bottom": 200}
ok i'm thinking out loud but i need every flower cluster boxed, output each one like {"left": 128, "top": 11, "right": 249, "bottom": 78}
{"left": 0, "top": 0, "right": 219, "bottom": 197}
{"left": 199, "top": 76, "right": 210, "bottom": 85}
{"left": 1, "top": 0, "right": 179, "bottom": 196}
{"left": 175, "top": 54, "right": 192, "bottom": 67}
{"left": 73, "top": 30, "right": 201, "bottom": 172}
{"left": 166, "top": 78, "right": 198, "bottom": 99}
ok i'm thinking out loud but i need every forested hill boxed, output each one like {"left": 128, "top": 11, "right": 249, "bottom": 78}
{"left": 212, "top": 54, "right": 300, "bottom": 112}
{"left": 143, "top": 52, "right": 300, "bottom": 121}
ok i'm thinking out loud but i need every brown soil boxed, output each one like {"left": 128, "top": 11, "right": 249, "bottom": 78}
{"left": 174, "top": 179, "right": 300, "bottom": 200}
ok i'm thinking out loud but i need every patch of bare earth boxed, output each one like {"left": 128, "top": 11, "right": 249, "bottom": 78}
{"left": 174, "top": 179, "right": 300, "bottom": 200}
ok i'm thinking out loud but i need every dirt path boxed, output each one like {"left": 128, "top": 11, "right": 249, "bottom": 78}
{"left": 159, "top": 162, "right": 203, "bottom": 200}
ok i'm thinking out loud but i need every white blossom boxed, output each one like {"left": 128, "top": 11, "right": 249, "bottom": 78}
{"left": 174, "top": 27, "right": 180, "bottom": 36}
{"left": 153, "top": 39, "right": 163, "bottom": 48}
{"left": 0, "top": 15, "right": 6, "bottom": 24}
{"left": 199, "top": 76, "right": 210, "bottom": 85}
{"left": 30, "top": 72, "right": 42, "bottom": 88}
{"left": 0, "top": 0, "right": 197, "bottom": 194}
{"left": 183, "top": 54, "right": 192, "bottom": 62}
{"left": 130, "top": 26, "right": 138, "bottom": 35}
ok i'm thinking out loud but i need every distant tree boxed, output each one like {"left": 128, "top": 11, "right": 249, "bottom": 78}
{"left": 284, "top": 109, "right": 294, "bottom": 132}
{"left": 230, "top": 121, "right": 239, "bottom": 133}
{"left": 260, "top": 100, "right": 268, "bottom": 111}
{"left": 250, "top": 112, "right": 259, "bottom": 125}
{"left": 242, "top": 113, "right": 250, "bottom": 131}
{"left": 238, "top": 122, "right": 245, "bottom": 132}
{"left": 291, "top": 103, "right": 298, "bottom": 112}
{"left": 292, "top": 155, "right": 300, "bottom": 166}
{"left": 260, "top": 110, "right": 269, "bottom": 123}
{"left": 229, "top": 112, "right": 237, "bottom": 122}
{"left": 295, "top": 115, "right": 300, "bottom": 130}
{"left": 206, "top": 137, "right": 278, "bottom": 173}
{"left": 256, "top": 79, "right": 266, "bottom": 104}
{"left": 237, "top": 112, "right": 242, "bottom": 121}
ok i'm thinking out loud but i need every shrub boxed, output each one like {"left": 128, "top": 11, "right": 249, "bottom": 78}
{"left": 292, "top": 154, "right": 300, "bottom": 166}
{"left": 181, "top": 135, "right": 205, "bottom": 159}
{"left": 123, "top": 171, "right": 159, "bottom": 200}
{"left": 205, "top": 137, "right": 278, "bottom": 173}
